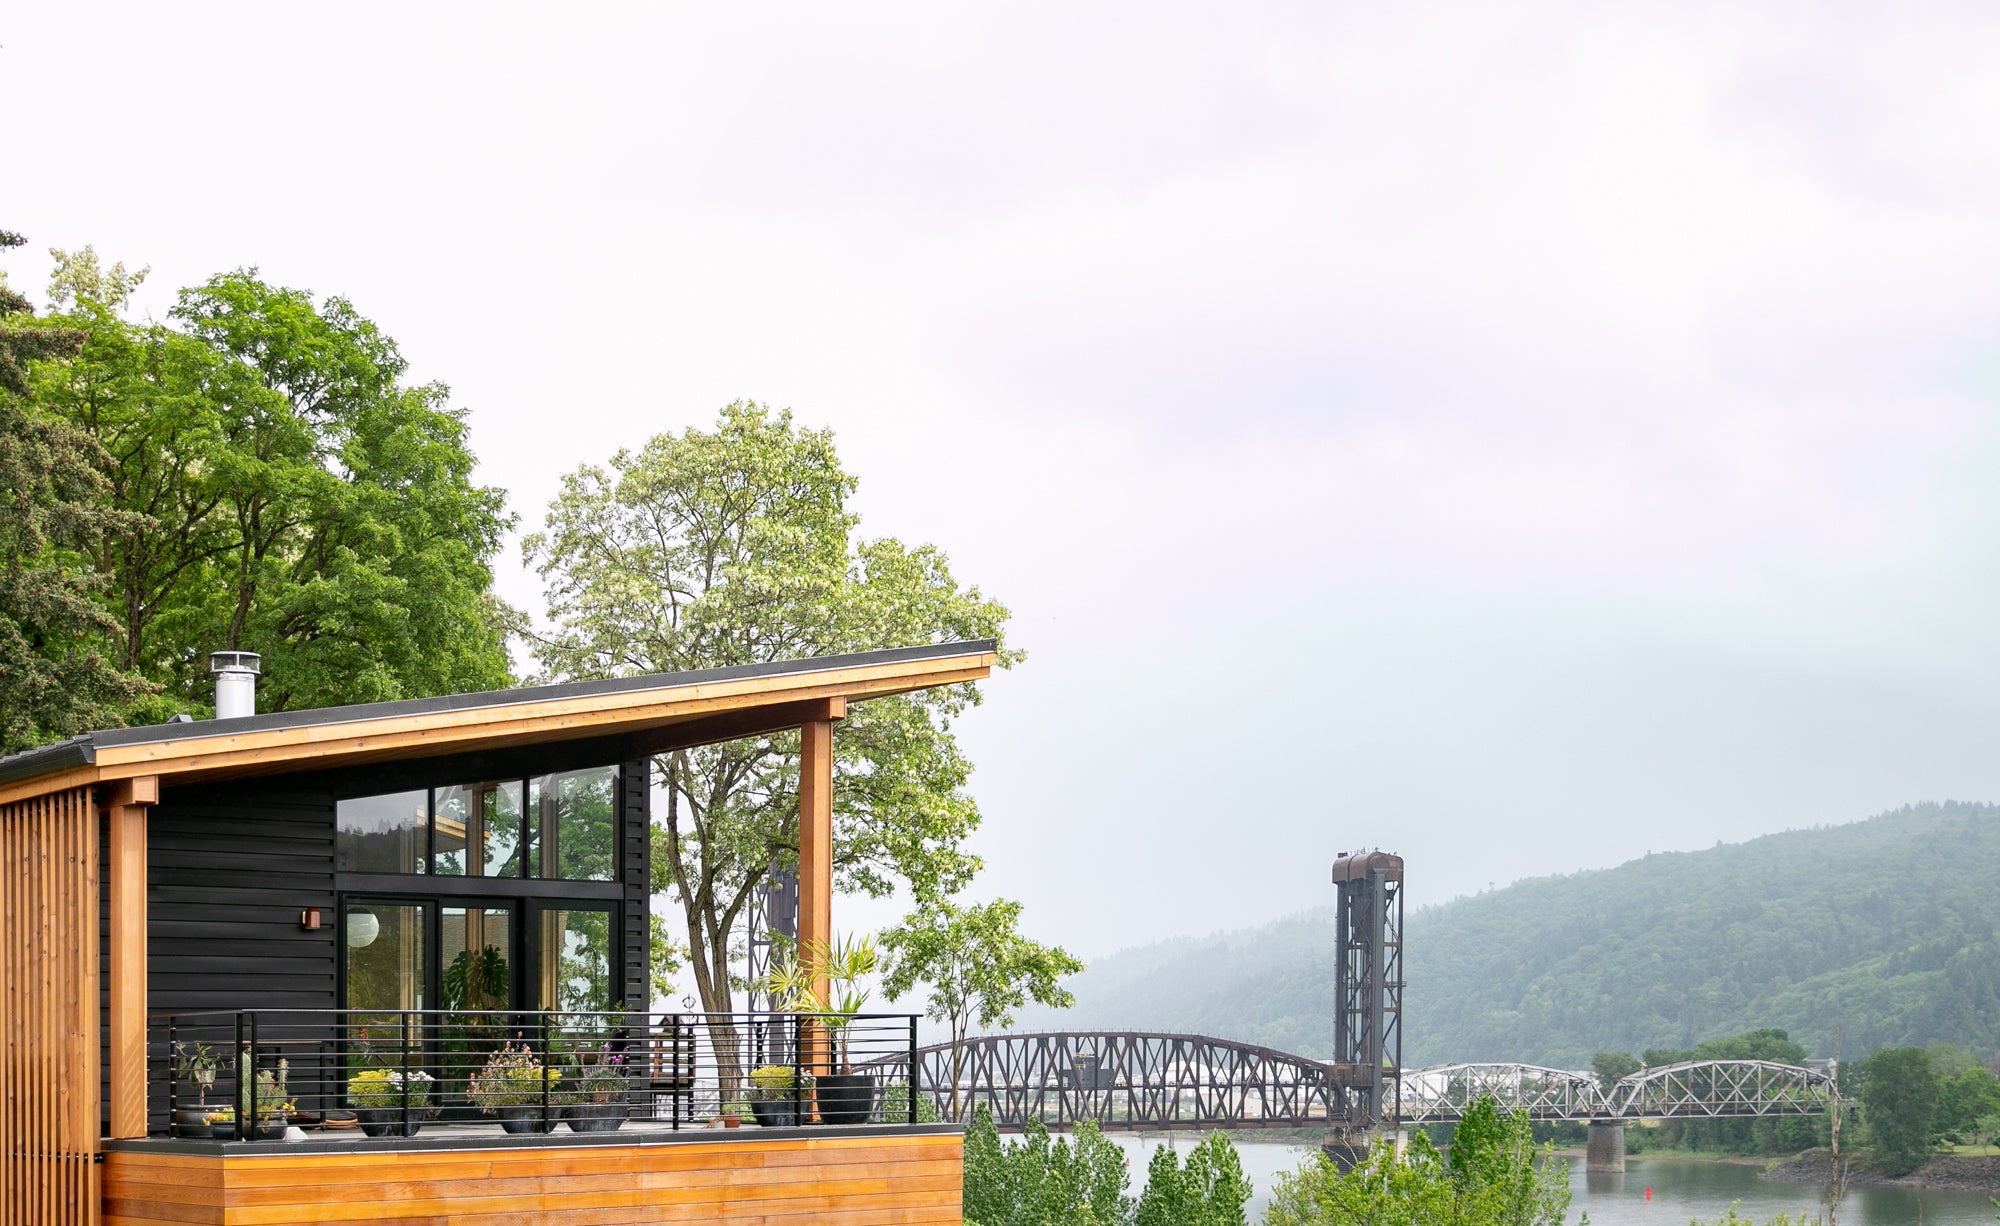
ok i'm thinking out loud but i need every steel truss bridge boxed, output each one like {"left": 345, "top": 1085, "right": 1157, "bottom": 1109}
{"left": 901, "top": 1033, "right": 1835, "bottom": 1132}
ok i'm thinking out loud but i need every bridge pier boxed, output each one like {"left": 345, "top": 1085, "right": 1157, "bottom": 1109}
{"left": 1586, "top": 1119, "right": 1625, "bottom": 1173}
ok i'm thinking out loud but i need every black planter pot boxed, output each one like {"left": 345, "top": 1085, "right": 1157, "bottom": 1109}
{"left": 355, "top": 1107, "right": 423, "bottom": 1138}
{"left": 815, "top": 1074, "right": 879, "bottom": 1126}
{"left": 748, "top": 1097, "right": 803, "bottom": 1128}
{"left": 210, "top": 1117, "right": 283, "bottom": 1141}
{"left": 563, "top": 1102, "right": 626, "bottom": 1133}
{"left": 495, "top": 1104, "right": 558, "bottom": 1134}
{"left": 172, "top": 1107, "right": 212, "bottom": 1139}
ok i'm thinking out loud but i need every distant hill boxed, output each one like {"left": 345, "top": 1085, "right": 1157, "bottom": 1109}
{"left": 1016, "top": 802, "right": 2000, "bottom": 1067}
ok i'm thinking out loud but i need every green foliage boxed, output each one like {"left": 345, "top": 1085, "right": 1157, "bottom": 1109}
{"left": 880, "top": 896, "right": 1082, "bottom": 1118}
{"left": 1688, "top": 1209, "right": 1818, "bottom": 1226}
{"left": 1859, "top": 1045, "right": 1937, "bottom": 1176}
{"left": 346, "top": 1067, "right": 434, "bottom": 1109}
{"left": 0, "top": 230, "right": 152, "bottom": 751}
{"left": 0, "top": 235, "right": 518, "bottom": 745}
{"left": 524, "top": 402, "right": 1016, "bottom": 1012}
{"left": 1132, "top": 1133, "right": 1248, "bottom": 1226}
{"left": 759, "top": 934, "right": 878, "bottom": 1067}
{"left": 1029, "top": 803, "right": 2000, "bottom": 1068}
{"left": 1266, "top": 1097, "right": 1570, "bottom": 1226}
{"left": 466, "top": 1043, "right": 562, "bottom": 1111}
{"left": 1935, "top": 1062, "right": 2000, "bottom": 1144}
{"left": 1590, "top": 1050, "right": 1640, "bottom": 1094}
{"left": 962, "top": 1105, "right": 1131, "bottom": 1225}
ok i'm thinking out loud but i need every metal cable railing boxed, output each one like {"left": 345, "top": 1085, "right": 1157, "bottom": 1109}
{"left": 147, "top": 1009, "right": 921, "bottom": 1141}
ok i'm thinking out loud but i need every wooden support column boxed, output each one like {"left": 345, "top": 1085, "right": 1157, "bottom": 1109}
{"left": 108, "top": 775, "right": 157, "bottom": 1139}
{"left": 795, "top": 699, "right": 843, "bottom": 1006}
{"left": 795, "top": 699, "right": 844, "bottom": 1092}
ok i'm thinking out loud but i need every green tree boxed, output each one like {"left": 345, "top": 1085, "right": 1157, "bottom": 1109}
{"left": 962, "top": 1105, "right": 1130, "bottom": 1226}
{"left": 1266, "top": 1096, "right": 1569, "bottom": 1226}
{"left": 32, "top": 266, "right": 515, "bottom": 714}
{"left": 1591, "top": 1050, "right": 1640, "bottom": 1094}
{"left": 524, "top": 402, "right": 1016, "bottom": 1013}
{"left": 880, "top": 896, "right": 1082, "bottom": 1120}
{"left": 1859, "top": 1045, "right": 1937, "bottom": 1176}
{"left": 1133, "top": 1133, "right": 1248, "bottom": 1226}
{"left": 1935, "top": 1065, "right": 2000, "bottom": 1146}
{"left": 0, "top": 230, "right": 151, "bottom": 751}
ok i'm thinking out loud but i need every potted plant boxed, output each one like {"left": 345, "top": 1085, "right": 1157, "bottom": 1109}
{"left": 467, "top": 1043, "right": 562, "bottom": 1134}
{"left": 171, "top": 1041, "right": 219, "bottom": 1136}
{"left": 201, "top": 1106, "right": 238, "bottom": 1142}
{"left": 746, "top": 1064, "right": 807, "bottom": 1128}
{"left": 347, "top": 1067, "right": 436, "bottom": 1137}
{"left": 562, "top": 1044, "right": 629, "bottom": 1133}
{"left": 761, "top": 934, "right": 882, "bottom": 1125}
{"left": 224, "top": 1060, "right": 293, "bottom": 1141}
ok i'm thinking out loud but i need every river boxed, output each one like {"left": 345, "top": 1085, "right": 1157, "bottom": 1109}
{"left": 1107, "top": 1138, "right": 2000, "bottom": 1223}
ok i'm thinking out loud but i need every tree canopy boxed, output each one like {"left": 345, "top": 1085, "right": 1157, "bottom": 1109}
{"left": 0, "top": 236, "right": 517, "bottom": 750}
{"left": 1265, "top": 1097, "right": 1571, "bottom": 1226}
{"left": 881, "top": 896, "right": 1081, "bottom": 1117}
{"left": 524, "top": 401, "right": 1017, "bottom": 1012}
{"left": 0, "top": 232, "right": 151, "bottom": 749}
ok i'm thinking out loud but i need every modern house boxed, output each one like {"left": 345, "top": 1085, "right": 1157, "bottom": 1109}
{"left": 0, "top": 640, "right": 996, "bottom": 1225}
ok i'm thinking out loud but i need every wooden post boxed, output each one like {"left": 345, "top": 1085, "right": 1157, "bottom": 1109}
{"left": 795, "top": 699, "right": 843, "bottom": 1085}
{"left": 108, "top": 776, "right": 157, "bottom": 1140}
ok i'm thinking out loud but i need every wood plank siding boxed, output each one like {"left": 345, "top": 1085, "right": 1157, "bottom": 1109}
{"left": 0, "top": 785, "right": 101, "bottom": 1225}
{"left": 101, "top": 1131, "right": 964, "bottom": 1225}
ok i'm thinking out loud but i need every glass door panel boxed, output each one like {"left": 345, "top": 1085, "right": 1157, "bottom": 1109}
{"left": 441, "top": 906, "right": 515, "bottom": 1011}
{"left": 440, "top": 905, "right": 516, "bottom": 1109}
{"left": 344, "top": 902, "right": 430, "bottom": 1072}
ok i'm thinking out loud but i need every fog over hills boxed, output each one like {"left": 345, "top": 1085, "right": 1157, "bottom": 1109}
{"left": 1016, "top": 802, "right": 2000, "bottom": 1068}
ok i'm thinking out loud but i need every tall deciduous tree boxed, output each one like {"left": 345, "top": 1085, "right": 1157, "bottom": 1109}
{"left": 0, "top": 231, "right": 151, "bottom": 751}
{"left": 524, "top": 402, "right": 1016, "bottom": 1013}
{"left": 1860, "top": 1045, "right": 1938, "bottom": 1177}
{"left": 32, "top": 266, "right": 516, "bottom": 714}
{"left": 1266, "top": 1097, "right": 1571, "bottom": 1226}
{"left": 880, "top": 897, "right": 1081, "bottom": 1119}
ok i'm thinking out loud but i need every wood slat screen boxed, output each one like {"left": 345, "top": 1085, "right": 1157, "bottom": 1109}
{"left": 0, "top": 786, "right": 102, "bottom": 1225}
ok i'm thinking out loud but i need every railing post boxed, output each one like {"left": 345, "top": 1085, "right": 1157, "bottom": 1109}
{"left": 538, "top": 1011, "right": 551, "bottom": 1130}
{"left": 908, "top": 1016, "right": 918, "bottom": 1125}
{"left": 793, "top": 1014, "right": 805, "bottom": 1127}
{"left": 165, "top": 1017, "right": 177, "bottom": 1135}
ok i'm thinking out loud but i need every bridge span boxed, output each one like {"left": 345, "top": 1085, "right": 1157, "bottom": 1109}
{"left": 901, "top": 1032, "right": 1835, "bottom": 1137}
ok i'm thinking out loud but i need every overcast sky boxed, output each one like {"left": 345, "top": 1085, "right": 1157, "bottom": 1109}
{"left": 9, "top": 3, "right": 2000, "bottom": 958}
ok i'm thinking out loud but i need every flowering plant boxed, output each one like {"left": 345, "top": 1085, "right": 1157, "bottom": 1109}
{"left": 467, "top": 1044, "right": 561, "bottom": 1111}
{"left": 569, "top": 1044, "right": 630, "bottom": 1104}
{"left": 348, "top": 1067, "right": 436, "bottom": 1110}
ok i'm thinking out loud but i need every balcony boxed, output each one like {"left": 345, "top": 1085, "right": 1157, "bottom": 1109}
{"left": 104, "top": 1009, "right": 959, "bottom": 1226}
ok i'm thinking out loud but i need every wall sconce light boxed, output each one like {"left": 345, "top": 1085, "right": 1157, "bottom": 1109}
{"left": 299, "top": 907, "right": 321, "bottom": 931}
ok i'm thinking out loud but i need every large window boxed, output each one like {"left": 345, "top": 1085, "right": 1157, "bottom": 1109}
{"left": 337, "top": 767, "right": 618, "bottom": 881}
{"left": 334, "top": 791, "right": 428, "bottom": 874}
{"left": 539, "top": 907, "right": 615, "bottom": 1012}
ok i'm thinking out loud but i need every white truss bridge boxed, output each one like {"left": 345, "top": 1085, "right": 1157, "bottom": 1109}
{"left": 1400, "top": 1060, "right": 1836, "bottom": 1123}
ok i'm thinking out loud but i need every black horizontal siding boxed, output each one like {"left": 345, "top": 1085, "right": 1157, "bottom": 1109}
{"left": 621, "top": 756, "right": 651, "bottom": 1012}
{"left": 148, "top": 785, "right": 339, "bottom": 1027}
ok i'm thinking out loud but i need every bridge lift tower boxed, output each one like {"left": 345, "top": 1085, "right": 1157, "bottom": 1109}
{"left": 1329, "top": 849, "right": 1405, "bottom": 1160}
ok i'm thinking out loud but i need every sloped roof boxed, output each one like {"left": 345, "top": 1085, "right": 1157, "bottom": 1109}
{"left": 0, "top": 640, "right": 998, "bottom": 801}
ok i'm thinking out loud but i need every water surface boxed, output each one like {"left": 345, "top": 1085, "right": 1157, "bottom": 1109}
{"left": 1107, "top": 1139, "right": 2000, "bottom": 1224}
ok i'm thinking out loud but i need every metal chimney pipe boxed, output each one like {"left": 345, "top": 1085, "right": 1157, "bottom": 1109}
{"left": 209, "top": 651, "right": 262, "bottom": 719}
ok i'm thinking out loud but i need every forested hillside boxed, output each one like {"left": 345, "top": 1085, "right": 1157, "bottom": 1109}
{"left": 1018, "top": 802, "right": 2000, "bottom": 1067}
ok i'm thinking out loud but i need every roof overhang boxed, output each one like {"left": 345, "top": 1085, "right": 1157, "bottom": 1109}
{"left": 0, "top": 641, "right": 998, "bottom": 804}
